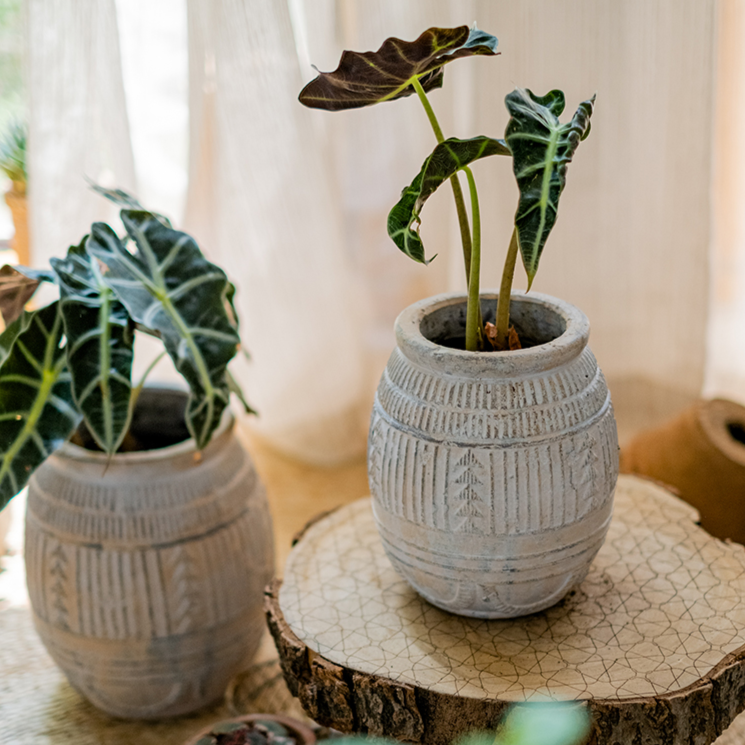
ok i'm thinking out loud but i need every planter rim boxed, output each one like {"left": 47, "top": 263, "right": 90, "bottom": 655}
{"left": 182, "top": 713, "right": 316, "bottom": 745}
{"left": 395, "top": 290, "right": 590, "bottom": 378}
{"left": 54, "top": 388, "right": 234, "bottom": 465}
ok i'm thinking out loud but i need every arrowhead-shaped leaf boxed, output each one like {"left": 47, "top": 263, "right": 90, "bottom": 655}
{"left": 87, "top": 211, "right": 240, "bottom": 450}
{"left": 388, "top": 136, "right": 510, "bottom": 263}
{"left": 50, "top": 238, "right": 134, "bottom": 455}
{"left": 505, "top": 88, "right": 595, "bottom": 287}
{"left": 299, "top": 26, "right": 498, "bottom": 111}
{"left": 89, "top": 183, "right": 173, "bottom": 227}
{"left": 89, "top": 183, "right": 144, "bottom": 210}
{"left": 0, "top": 302, "right": 79, "bottom": 509}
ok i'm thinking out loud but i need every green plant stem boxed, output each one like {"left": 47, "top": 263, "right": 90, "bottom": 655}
{"left": 411, "top": 77, "right": 473, "bottom": 283}
{"left": 463, "top": 167, "right": 482, "bottom": 351}
{"left": 496, "top": 228, "right": 519, "bottom": 349}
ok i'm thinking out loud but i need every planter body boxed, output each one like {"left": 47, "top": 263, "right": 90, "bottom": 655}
{"left": 25, "top": 395, "right": 274, "bottom": 718}
{"left": 368, "top": 292, "right": 618, "bottom": 618}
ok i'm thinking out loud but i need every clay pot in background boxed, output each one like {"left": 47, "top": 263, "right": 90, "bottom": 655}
{"left": 621, "top": 398, "right": 745, "bottom": 544}
{"left": 4, "top": 186, "right": 29, "bottom": 266}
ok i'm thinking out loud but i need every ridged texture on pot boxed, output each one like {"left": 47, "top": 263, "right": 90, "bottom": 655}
{"left": 25, "top": 419, "right": 274, "bottom": 718}
{"left": 368, "top": 292, "right": 619, "bottom": 618}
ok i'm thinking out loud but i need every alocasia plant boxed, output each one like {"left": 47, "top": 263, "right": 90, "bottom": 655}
{"left": 300, "top": 25, "right": 594, "bottom": 351}
{"left": 0, "top": 188, "right": 251, "bottom": 511}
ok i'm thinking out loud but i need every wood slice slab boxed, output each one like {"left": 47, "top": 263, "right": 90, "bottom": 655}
{"left": 266, "top": 475, "right": 745, "bottom": 745}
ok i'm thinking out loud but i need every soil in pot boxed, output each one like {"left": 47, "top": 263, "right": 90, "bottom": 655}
{"left": 70, "top": 386, "right": 192, "bottom": 452}
{"left": 187, "top": 715, "right": 316, "bottom": 745}
{"left": 420, "top": 296, "right": 566, "bottom": 350}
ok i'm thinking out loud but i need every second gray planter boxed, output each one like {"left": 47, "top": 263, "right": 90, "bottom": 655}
{"left": 25, "top": 388, "right": 274, "bottom": 718}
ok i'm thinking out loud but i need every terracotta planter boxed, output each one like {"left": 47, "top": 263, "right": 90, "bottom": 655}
{"left": 183, "top": 714, "right": 316, "bottom": 745}
{"left": 25, "top": 388, "right": 275, "bottom": 718}
{"left": 368, "top": 292, "right": 619, "bottom": 618}
{"left": 4, "top": 187, "right": 29, "bottom": 266}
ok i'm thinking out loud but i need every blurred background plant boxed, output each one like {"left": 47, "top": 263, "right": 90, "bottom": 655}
{"left": 0, "top": 119, "right": 27, "bottom": 265}
{"left": 0, "top": 120, "right": 26, "bottom": 191}
{"left": 330, "top": 701, "right": 591, "bottom": 745}
{"left": 0, "top": 0, "right": 24, "bottom": 262}
{"left": 458, "top": 703, "right": 591, "bottom": 745}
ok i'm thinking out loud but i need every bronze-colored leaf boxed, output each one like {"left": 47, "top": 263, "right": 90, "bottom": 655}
{"left": 0, "top": 265, "right": 40, "bottom": 327}
{"left": 299, "top": 26, "right": 498, "bottom": 111}
{"left": 508, "top": 326, "right": 522, "bottom": 350}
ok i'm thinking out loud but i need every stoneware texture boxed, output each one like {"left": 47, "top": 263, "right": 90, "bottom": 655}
{"left": 368, "top": 292, "right": 619, "bottom": 618}
{"left": 24, "top": 389, "right": 275, "bottom": 719}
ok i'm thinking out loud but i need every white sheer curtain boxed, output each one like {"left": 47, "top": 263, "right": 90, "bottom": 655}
{"left": 27, "top": 0, "right": 136, "bottom": 268}
{"left": 27, "top": 0, "right": 729, "bottom": 462}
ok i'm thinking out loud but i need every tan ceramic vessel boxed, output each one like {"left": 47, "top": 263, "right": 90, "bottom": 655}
{"left": 368, "top": 292, "right": 619, "bottom": 618}
{"left": 25, "top": 399, "right": 274, "bottom": 718}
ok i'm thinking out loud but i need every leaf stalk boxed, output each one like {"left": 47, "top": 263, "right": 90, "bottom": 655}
{"left": 495, "top": 228, "right": 519, "bottom": 348}
{"left": 411, "top": 76, "right": 473, "bottom": 283}
{"left": 463, "top": 167, "right": 482, "bottom": 351}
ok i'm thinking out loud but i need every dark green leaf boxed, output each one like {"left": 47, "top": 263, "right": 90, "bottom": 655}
{"left": 50, "top": 237, "right": 134, "bottom": 455}
{"left": 88, "top": 182, "right": 143, "bottom": 210}
{"left": 14, "top": 267, "right": 58, "bottom": 284}
{"left": 87, "top": 212, "right": 240, "bottom": 450}
{"left": 88, "top": 182, "right": 173, "bottom": 227}
{"left": 0, "top": 302, "right": 79, "bottom": 509}
{"left": 0, "top": 120, "right": 26, "bottom": 185}
{"left": 505, "top": 88, "right": 595, "bottom": 287}
{"left": 225, "top": 281, "right": 239, "bottom": 331}
{"left": 226, "top": 368, "right": 256, "bottom": 416}
{"left": 299, "top": 26, "right": 498, "bottom": 111}
{"left": 0, "top": 309, "right": 33, "bottom": 366}
{"left": 388, "top": 136, "right": 510, "bottom": 263}
{"left": 212, "top": 722, "right": 248, "bottom": 734}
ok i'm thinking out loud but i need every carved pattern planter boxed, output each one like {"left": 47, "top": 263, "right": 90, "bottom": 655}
{"left": 24, "top": 389, "right": 274, "bottom": 718}
{"left": 368, "top": 292, "right": 618, "bottom": 618}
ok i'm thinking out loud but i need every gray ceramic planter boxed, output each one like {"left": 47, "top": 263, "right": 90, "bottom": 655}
{"left": 368, "top": 292, "right": 619, "bottom": 618}
{"left": 25, "top": 388, "right": 275, "bottom": 718}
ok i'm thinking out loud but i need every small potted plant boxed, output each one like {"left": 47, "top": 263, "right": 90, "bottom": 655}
{"left": 184, "top": 714, "right": 316, "bottom": 745}
{"left": 299, "top": 26, "right": 618, "bottom": 618}
{"left": 0, "top": 121, "right": 29, "bottom": 265}
{"left": 0, "top": 187, "right": 274, "bottom": 718}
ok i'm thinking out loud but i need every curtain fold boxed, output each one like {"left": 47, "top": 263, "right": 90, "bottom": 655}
{"left": 185, "top": 0, "right": 369, "bottom": 463}
{"left": 27, "top": 0, "right": 136, "bottom": 270}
